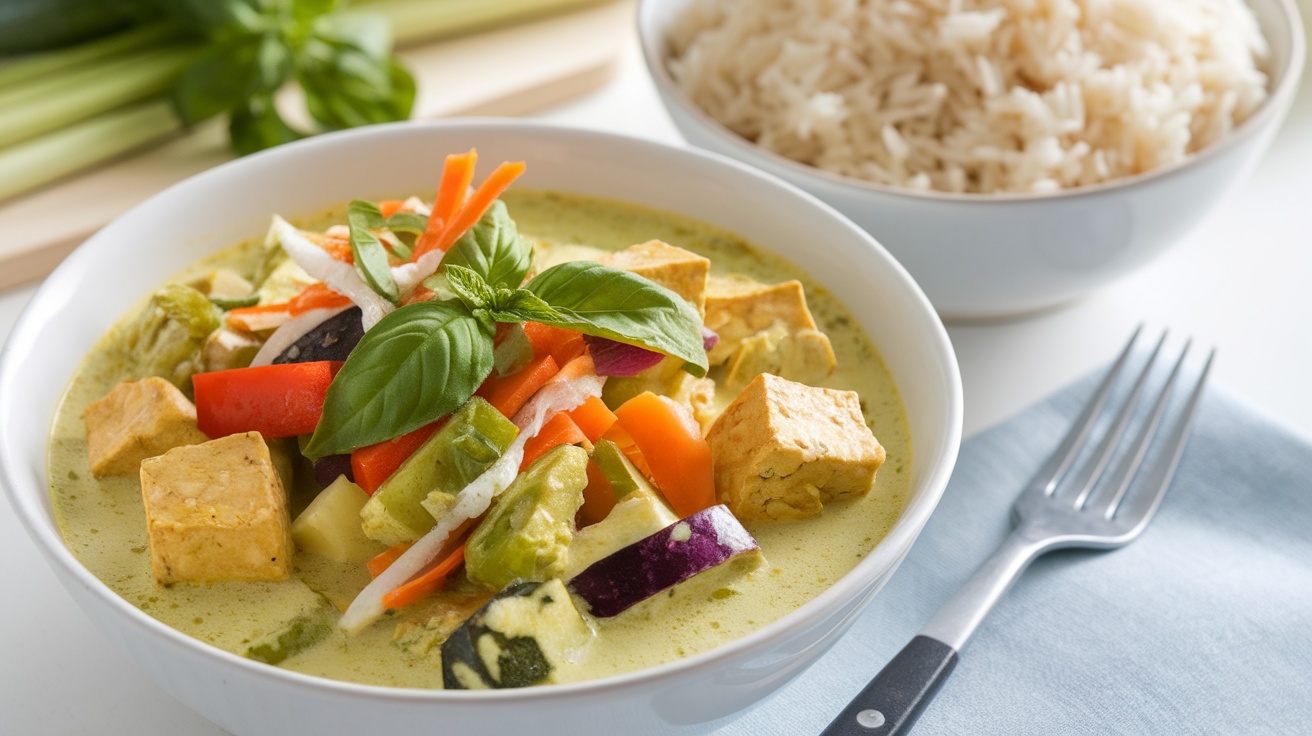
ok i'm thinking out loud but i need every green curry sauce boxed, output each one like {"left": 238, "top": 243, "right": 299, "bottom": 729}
{"left": 47, "top": 191, "right": 912, "bottom": 688}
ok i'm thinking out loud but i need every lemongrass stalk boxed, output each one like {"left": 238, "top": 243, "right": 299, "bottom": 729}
{"left": 358, "top": 0, "right": 612, "bottom": 47}
{"left": 0, "top": 23, "right": 182, "bottom": 90}
{"left": 0, "top": 99, "right": 181, "bottom": 203}
{"left": 0, "top": 45, "right": 194, "bottom": 149}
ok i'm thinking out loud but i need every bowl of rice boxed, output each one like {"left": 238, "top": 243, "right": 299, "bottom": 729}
{"left": 639, "top": 0, "right": 1305, "bottom": 318}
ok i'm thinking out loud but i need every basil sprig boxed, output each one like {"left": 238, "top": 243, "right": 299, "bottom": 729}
{"left": 304, "top": 203, "right": 709, "bottom": 457}
{"left": 346, "top": 200, "right": 400, "bottom": 304}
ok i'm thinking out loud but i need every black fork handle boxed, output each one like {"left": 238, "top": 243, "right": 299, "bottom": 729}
{"left": 819, "top": 636, "right": 958, "bottom": 736}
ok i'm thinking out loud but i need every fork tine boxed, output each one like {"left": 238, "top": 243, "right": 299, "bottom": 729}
{"left": 1025, "top": 325, "right": 1144, "bottom": 498}
{"left": 1060, "top": 331, "right": 1168, "bottom": 508}
{"left": 1112, "top": 348, "right": 1214, "bottom": 529}
{"left": 1084, "top": 340, "right": 1192, "bottom": 518}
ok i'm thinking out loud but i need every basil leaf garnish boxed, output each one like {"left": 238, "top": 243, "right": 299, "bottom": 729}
{"left": 385, "top": 211, "right": 427, "bottom": 235}
{"left": 305, "top": 301, "right": 493, "bottom": 457}
{"left": 444, "top": 264, "right": 498, "bottom": 312}
{"left": 524, "top": 261, "right": 708, "bottom": 377}
{"left": 347, "top": 199, "right": 400, "bottom": 305}
{"left": 441, "top": 200, "right": 533, "bottom": 290}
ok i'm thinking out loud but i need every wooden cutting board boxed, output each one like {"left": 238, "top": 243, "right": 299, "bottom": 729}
{"left": 0, "top": 0, "right": 633, "bottom": 290}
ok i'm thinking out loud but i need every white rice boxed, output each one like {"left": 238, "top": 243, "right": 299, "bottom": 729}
{"left": 667, "top": 0, "right": 1270, "bottom": 194}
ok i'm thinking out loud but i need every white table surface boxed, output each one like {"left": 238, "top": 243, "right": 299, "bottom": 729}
{"left": 3, "top": 21, "right": 1312, "bottom": 736}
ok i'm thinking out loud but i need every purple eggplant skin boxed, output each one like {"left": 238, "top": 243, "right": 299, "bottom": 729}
{"left": 313, "top": 454, "right": 354, "bottom": 488}
{"left": 273, "top": 307, "right": 363, "bottom": 364}
{"left": 568, "top": 505, "right": 760, "bottom": 618}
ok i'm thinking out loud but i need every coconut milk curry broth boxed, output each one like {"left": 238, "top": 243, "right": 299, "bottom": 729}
{"left": 48, "top": 189, "right": 911, "bottom": 688}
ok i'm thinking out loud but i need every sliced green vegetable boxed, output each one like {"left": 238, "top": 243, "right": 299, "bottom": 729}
{"left": 346, "top": 199, "right": 401, "bottom": 304}
{"left": 465, "top": 444, "right": 588, "bottom": 590}
{"left": 120, "top": 283, "right": 222, "bottom": 393}
{"left": 244, "top": 600, "right": 337, "bottom": 665}
{"left": 589, "top": 439, "right": 653, "bottom": 499}
{"left": 360, "top": 397, "right": 518, "bottom": 545}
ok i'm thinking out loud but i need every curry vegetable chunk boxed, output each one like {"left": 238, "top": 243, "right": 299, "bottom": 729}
{"left": 706, "top": 373, "right": 886, "bottom": 523}
{"left": 705, "top": 274, "right": 836, "bottom": 387}
{"left": 140, "top": 431, "right": 294, "bottom": 583}
{"left": 83, "top": 376, "right": 210, "bottom": 478}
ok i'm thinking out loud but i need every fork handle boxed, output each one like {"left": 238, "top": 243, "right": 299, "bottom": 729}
{"left": 818, "top": 635, "right": 958, "bottom": 736}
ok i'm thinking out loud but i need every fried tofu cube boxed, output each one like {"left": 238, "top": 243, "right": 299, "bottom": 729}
{"left": 84, "top": 377, "right": 211, "bottom": 478}
{"left": 704, "top": 275, "right": 835, "bottom": 377}
{"left": 706, "top": 374, "right": 885, "bottom": 523}
{"left": 722, "top": 322, "right": 837, "bottom": 389}
{"left": 140, "top": 431, "right": 294, "bottom": 584}
{"left": 610, "top": 240, "right": 710, "bottom": 314}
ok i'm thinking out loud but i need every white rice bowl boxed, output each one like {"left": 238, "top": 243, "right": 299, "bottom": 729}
{"left": 667, "top": 0, "right": 1272, "bottom": 194}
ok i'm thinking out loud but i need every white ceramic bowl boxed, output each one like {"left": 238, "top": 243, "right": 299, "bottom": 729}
{"left": 639, "top": 0, "right": 1306, "bottom": 319}
{"left": 0, "top": 121, "right": 962, "bottom": 735}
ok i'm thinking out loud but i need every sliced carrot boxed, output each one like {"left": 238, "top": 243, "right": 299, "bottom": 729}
{"left": 367, "top": 543, "right": 410, "bottom": 579}
{"left": 350, "top": 419, "right": 444, "bottom": 495}
{"left": 522, "top": 322, "right": 586, "bottom": 366}
{"left": 419, "top": 160, "right": 527, "bottom": 257}
{"left": 401, "top": 284, "right": 436, "bottom": 306}
{"left": 289, "top": 282, "right": 353, "bottom": 315}
{"left": 566, "top": 396, "right": 618, "bottom": 443}
{"left": 520, "top": 412, "right": 589, "bottom": 471}
{"left": 378, "top": 199, "right": 407, "bottom": 218}
{"left": 322, "top": 237, "right": 354, "bottom": 263}
{"left": 580, "top": 458, "right": 617, "bottom": 527}
{"left": 613, "top": 392, "right": 716, "bottom": 518}
{"left": 476, "top": 353, "right": 559, "bottom": 418}
{"left": 600, "top": 421, "right": 653, "bottom": 477}
{"left": 382, "top": 543, "right": 466, "bottom": 610}
{"left": 415, "top": 149, "right": 477, "bottom": 255}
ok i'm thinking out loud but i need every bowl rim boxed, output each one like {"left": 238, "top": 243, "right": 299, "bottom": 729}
{"left": 0, "top": 119, "right": 963, "bottom": 706}
{"left": 637, "top": 0, "right": 1307, "bottom": 204}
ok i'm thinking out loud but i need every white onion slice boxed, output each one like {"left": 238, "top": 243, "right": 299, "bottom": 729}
{"left": 248, "top": 305, "right": 350, "bottom": 368}
{"left": 271, "top": 216, "right": 394, "bottom": 330}
{"left": 391, "top": 247, "right": 446, "bottom": 296}
{"left": 338, "top": 372, "right": 606, "bottom": 634}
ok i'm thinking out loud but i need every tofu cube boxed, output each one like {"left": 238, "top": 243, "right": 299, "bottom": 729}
{"left": 84, "top": 377, "right": 210, "bottom": 478}
{"left": 140, "top": 431, "right": 294, "bottom": 584}
{"left": 706, "top": 374, "right": 885, "bottom": 523}
{"left": 610, "top": 240, "right": 710, "bottom": 314}
{"left": 704, "top": 275, "right": 835, "bottom": 382}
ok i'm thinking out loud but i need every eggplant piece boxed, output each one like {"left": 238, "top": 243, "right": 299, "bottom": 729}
{"left": 563, "top": 484, "right": 678, "bottom": 580}
{"left": 568, "top": 505, "right": 764, "bottom": 618}
{"left": 313, "top": 454, "right": 354, "bottom": 487}
{"left": 441, "top": 579, "right": 592, "bottom": 689}
{"left": 273, "top": 306, "right": 364, "bottom": 364}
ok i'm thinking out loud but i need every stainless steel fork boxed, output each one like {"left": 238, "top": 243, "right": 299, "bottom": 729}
{"left": 821, "top": 328, "right": 1214, "bottom": 736}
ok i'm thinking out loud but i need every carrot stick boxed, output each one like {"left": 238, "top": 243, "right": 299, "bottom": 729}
{"left": 415, "top": 149, "right": 477, "bottom": 256}
{"left": 522, "top": 322, "right": 586, "bottom": 366}
{"left": 580, "top": 458, "right": 617, "bottom": 527}
{"left": 224, "top": 282, "right": 352, "bottom": 330}
{"left": 476, "top": 354, "right": 559, "bottom": 418}
{"left": 520, "top": 412, "right": 588, "bottom": 471}
{"left": 382, "top": 543, "right": 466, "bottom": 610}
{"left": 378, "top": 199, "right": 406, "bottom": 218}
{"left": 419, "top": 160, "right": 526, "bottom": 257}
{"left": 351, "top": 419, "right": 443, "bottom": 495}
{"left": 566, "top": 396, "right": 618, "bottom": 443}
{"left": 367, "top": 543, "right": 410, "bottom": 579}
{"left": 613, "top": 392, "right": 716, "bottom": 518}
{"left": 552, "top": 352, "right": 596, "bottom": 384}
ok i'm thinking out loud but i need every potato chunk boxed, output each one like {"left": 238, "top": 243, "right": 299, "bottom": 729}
{"left": 610, "top": 240, "right": 710, "bottom": 314}
{"left": 706, "top": 374, "right": 885, "bottom": 523}
{"left": 140, "top": 431, "right": 294, "bottom": 584}
{"left": 704, "top": 275, "right": 836, "bottom": 385}
{"left": 83, "top": 377, "right": 210, "bottom": 478}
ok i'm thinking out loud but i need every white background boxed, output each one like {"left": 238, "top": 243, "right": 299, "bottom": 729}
{"left": 2, "top": 11, "right": 1311, "bottom": 734}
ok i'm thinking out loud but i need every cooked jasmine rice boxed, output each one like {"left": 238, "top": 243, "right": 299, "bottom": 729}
{"left": 667, "top": 0, "right": 1270, "bottom": 193}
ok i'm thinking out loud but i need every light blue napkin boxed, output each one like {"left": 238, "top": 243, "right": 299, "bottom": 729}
{"left": 717, "top": 378, "right": 1312, "bottom": 735}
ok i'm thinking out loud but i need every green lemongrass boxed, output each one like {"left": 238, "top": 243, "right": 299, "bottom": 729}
{"left": 0, "top": 45, "right": 194, "bottom": 148}
{"left": 0, "top": 23, "right": 182, "bottom": 90}
{"left": 360, "top": 0, "right": 611, "bottom": 46}
{"left": 0, "top": 100, "right": 180, "bottom": 202}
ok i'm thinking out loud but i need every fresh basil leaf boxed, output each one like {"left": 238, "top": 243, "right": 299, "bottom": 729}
{"left": 346, "top": 200, "right": 400, "bottom": 305}
{"left": 162, "top": 0, "right": 263, "bottom": 35}
{"left": 254, "top": 32, "right": 293, "bottom": 92}
{"left": 171, "top": 37, "right": 263, "bottom": 125}
{"left": 441, "top": 200, "right": 533, "bottom": 290}
{"left": 228, "top": 95, "right": 303, "bottom": 155}
{"left": 524, "top": 261, "right": 709, "bottom": 376}
{"left": 385, "top": 211, "right": 427, "bottom": 235}
{"left": 305, "top": 301, "right": 494, "bottom": 457}
{"left": 292, "top": 0, "right": 342, "bottom": 24}
{"left": 298, "top": 38, "right": 414, "bottom": 130}
{"left": 484, "top": 288, "right": 568, "bottom": 326}
{"left": 444, "top": 265, "right": 499, "bottom": 312}
{"left": 317, "top": 9, "right": 390, "bottom": 60}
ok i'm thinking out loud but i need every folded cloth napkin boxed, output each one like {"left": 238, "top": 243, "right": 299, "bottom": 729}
{"left": 716, "top": 378, "right": 1312, "bottom": 735}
